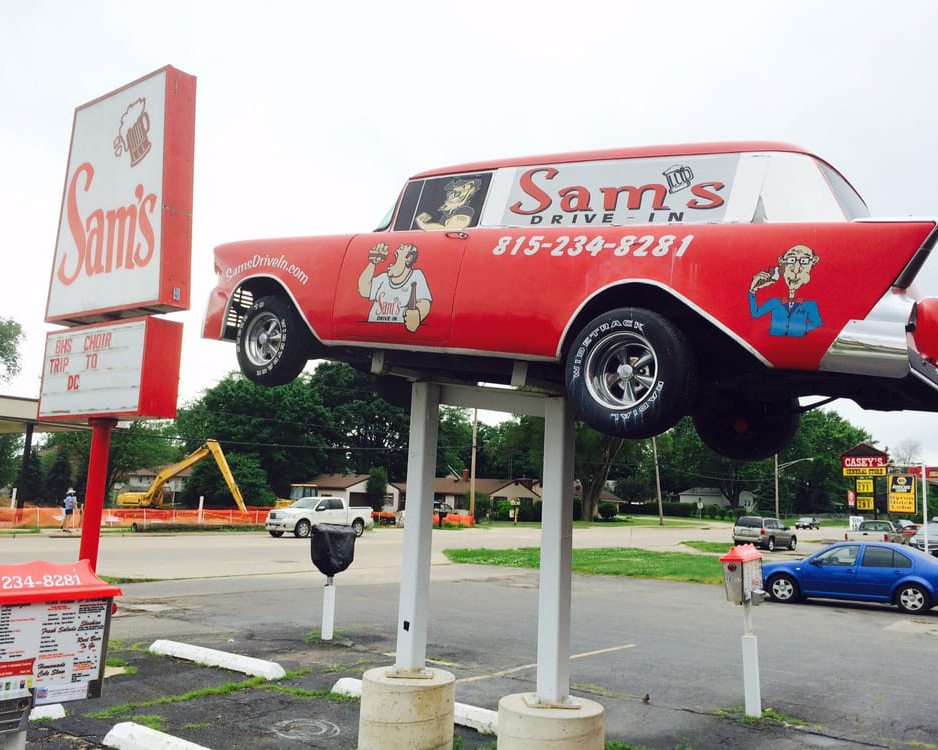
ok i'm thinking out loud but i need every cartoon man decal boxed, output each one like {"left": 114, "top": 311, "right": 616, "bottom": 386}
{"left": 749, "top": 244, "right": 823, "bottom": 337}
{"left": 358, "top": 242, "right": 432, "bottom": 332}
{"left": 415, "top": 177, "right": 482, "bottom": 230}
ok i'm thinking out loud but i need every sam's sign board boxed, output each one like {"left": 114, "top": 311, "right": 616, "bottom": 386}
{"left": 45, "top": 66, "right": 195, "bottom": 326}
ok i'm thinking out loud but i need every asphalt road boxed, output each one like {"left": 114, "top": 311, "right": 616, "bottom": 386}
{"left": 5, "top": 522, "right": 938, "bottom": 749}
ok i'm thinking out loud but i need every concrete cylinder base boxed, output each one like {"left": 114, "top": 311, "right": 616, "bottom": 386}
{"left": 358, "top": 666, "right": 455, "bottom": 750}
{"left": 497, "top": 693, "right": 605, "bottom": 749}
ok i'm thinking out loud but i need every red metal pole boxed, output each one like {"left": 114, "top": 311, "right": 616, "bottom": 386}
{"left": 78, "top": 418, "right": 117, "bottom": 571}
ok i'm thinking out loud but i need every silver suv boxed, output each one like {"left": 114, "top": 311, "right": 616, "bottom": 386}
{"left": 733, "top": 516, "right": 797, "bottom": 551}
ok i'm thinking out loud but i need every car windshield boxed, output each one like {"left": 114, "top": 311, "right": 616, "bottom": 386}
{"left": 291, "top": 497, "right": 319, "bottom": 509}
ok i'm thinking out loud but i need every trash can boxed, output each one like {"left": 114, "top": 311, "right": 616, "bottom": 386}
{"left": 310, "top": 524, "right": 357, "bottom": 577}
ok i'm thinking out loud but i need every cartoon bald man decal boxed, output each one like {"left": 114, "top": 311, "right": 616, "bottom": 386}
{"left": 749, "top": 244, "right": 823, "bottom": 337}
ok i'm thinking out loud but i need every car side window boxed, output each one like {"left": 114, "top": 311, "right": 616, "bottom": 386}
{"left": 860, "top": 546, "right": 894, "bottom": 568}
{"left": 765, "top": 520, "right": 777, "bottom": 529}
{"left": 328, "top": 498, "right": 343, "bottom": 510}
{"left": 315, "top": 501, "right": 327, "bottom": 511}
{"left": 817, "top": 545, "right": 859, "bottom": 566}
{"left": 893, "top": 551, "right": 912, "bottom": 569}
{"left": 393, "top": 173, "right": 492, "bottom": 232}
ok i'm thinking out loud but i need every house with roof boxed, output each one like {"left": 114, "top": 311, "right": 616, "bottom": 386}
{"left": 291, "top": 474, "right": 402, "bottom": 511}
{"left": 678, "top": 486, "right": 755, "bottom": 510}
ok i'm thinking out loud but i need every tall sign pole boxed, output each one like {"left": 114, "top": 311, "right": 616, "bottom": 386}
{"left": 38, "top": 66, "right": 195, "bottom": 571}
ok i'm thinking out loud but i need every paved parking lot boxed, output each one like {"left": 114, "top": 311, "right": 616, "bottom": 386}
{"left": 6, "top": 522, "right": 936, "bottom": 748}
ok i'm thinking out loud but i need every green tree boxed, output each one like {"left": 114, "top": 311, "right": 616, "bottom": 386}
{"left": 181, "top": 452, "right": 275, "bottom": 507}
{"left": 366, "top": 466, "right": 389, "bottom": 512}
{"left": 175, "top": 374, "right": 331, "bottom": 498}
{"left": 0, "top": 317, "right": 24, "bottom": 384}
{"left": 436, "top": 407, "right": 473, "bottom": 477}
{"left": 46, "top": 421, "right": 179, "bottom": 502}
{"left": 309, "top": 362, "right": 410, "bottom": 480}
{"left": 0, "top": 434, "right": 21, "bottom": 497}
{"left": 44, "top": 448, "right": 74, "bottom": 504}
{"left": 575, "top": 427, "right": 627, "bottom": 521}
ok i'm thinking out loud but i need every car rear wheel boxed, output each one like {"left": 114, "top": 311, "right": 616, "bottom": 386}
{"left": 896, "top": 583, "right": 930, "bottom": 613}
{"left": 294, "top": 519, "right": 312, "bottom": 538}
{"left": 268, "top": 530, "right": 284, "bottom": 538}
{"left": 788, "top": 535, "right": 797, "bottom": 550}
{"left": 236, "top": 295, "right": 311, "bottom": 386}
{"left": 564, "top": 308, "right": 697, "bottom": 439}
{"left": 767, "top": 574, "right": 800, "bottom": 603}
{"left": 765, "top": 537, "right": 776, "bottom": 552}
{"left": 352, "top": 519, "right": 365, "bottom": 537}
{"left": 692, "top": 397, "right": 800, "bottom": 461}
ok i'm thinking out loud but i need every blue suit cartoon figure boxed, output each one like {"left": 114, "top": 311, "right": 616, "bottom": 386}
{"left": 749, "top": 244, "right": 823, "bottom": 337}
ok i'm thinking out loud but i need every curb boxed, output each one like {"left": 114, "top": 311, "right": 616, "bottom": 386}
{"left": 148, "top": 639, "right": 286, "bottom": 679}
{"left": 103, "top": 721, "right": 211, "bottom": 749}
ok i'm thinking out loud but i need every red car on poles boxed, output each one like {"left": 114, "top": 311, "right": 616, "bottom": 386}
{"left": 203, "top": 142, "right": 938, "bottom": 460}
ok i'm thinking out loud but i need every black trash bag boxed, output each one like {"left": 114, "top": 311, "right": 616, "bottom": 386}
{"left": 310, "top": 523, "right": 357, "bottom": 576}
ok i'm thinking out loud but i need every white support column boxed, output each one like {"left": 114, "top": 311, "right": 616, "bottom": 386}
{"left": 535, "top": 396, "right": 575, "bottom": 705}
{"left": 393, "top": 381, "right": 440, "bottom": 675}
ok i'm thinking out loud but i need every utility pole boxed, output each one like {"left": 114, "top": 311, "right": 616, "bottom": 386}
{"left": 469, "top": 408, "right": 478, "bottom": 520}
{"left": 774, "top": 453, "right": 780, "bottom": 519}
{"left": 653, "top": 436, "right": 664, "bottom": 526}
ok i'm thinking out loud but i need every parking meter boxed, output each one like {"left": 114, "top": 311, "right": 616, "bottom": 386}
{"left": 310, "top": 524, "right": 357, "bottom": 641}
{"left": 310, "top": 524, "right": 356, "bottom": 577}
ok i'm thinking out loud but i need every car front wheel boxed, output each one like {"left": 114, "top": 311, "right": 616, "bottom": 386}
{"left": 294, "top": 519, "right": 312, "bottom": 538}
{"left": 236, "top": 295, "right": 311, "bottom": 386}
{"left": 896, "top": 583, "right": 930, "bottom": 613}
{"left": 767, "top": 574, "right": 800, "bottom": 603}
{"left": 564, "top": 308, "right": 697, "bottom": 439}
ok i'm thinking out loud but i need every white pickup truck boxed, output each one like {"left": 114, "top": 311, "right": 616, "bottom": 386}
{"left": 844, "top": 520, "right": 905, "bottom": 544}
{"left": 265, "top": 496, "right": 374, "bottom": 538}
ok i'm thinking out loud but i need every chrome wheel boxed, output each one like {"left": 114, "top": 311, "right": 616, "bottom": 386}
{"left": 584, "top": 332, "right": 658, "bottom": 410}
{"left": 243, "top": 310, "right": 284, "bottom": 368}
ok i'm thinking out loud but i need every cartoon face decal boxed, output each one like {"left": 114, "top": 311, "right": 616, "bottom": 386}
{"left": 357, "top": 242, "right": 432, "bottom": 332}
{"left": 748, "top": 244, "right": 823, "bottom": 337}
{"left": 416, "top": 177, "right": 484, "bottom": 231}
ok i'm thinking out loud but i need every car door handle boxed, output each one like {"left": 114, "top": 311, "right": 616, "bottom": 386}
{"left": 445, "top": 231, "right": 468, "bottom": 239}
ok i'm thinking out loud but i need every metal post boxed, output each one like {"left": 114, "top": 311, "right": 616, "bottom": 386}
{"left": 469, "top": 408, "right": 478, "bottom": 520}
{"left": 78, "top": 418, "right": 117, "bottom": 571}
{"left": 741, "top": 599, "right": 761, "bottom": 717}
{"left": 653, "top": 436, "right": 663, "bottom": 525}
{"left": 1, "top": 730, "right": 27, "bottom": 750}
{"left": 322, "top": 576, "right": 336, "bottom": 641}
{"left": 534, "top": 397, "right": 575, "bottom": 705}
{"left": 923, "top": 463, "right": 929, "bottom": 552}
{"left": 774, "top": 454, "right": 780, "bottom": 519}
{"left": 392, "top": 382, "right": 439, "bottom": 675}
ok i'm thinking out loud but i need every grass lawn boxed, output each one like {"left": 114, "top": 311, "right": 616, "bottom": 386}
{"left": 443, "top": 546, "right": 724, "bottom": 584}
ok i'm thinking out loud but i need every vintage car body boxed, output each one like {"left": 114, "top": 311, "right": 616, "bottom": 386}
{"left": 203, "top": 142, "right": 938, "bottom": 459}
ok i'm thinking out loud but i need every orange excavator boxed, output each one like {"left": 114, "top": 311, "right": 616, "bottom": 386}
{"left": 115, "top": 439, "right": 247, "bottom": 512}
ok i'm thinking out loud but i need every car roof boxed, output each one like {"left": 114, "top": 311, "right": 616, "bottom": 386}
{"left": 411, "top": 141, "right": 825, "bottom": 178}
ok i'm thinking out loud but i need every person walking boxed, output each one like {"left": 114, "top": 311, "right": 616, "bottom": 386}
{"left": 61, "top": 488, "right": 77, "bottom": 531}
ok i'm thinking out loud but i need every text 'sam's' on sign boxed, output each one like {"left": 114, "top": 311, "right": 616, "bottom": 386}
{"left": 887, "top": 474, "right": 916, "bottom": 514}
{"left": 38, "top": 317, "right": 182, "bottom": 420}
{"left": 45, "top": 66, "right": 196, "bottom": 326}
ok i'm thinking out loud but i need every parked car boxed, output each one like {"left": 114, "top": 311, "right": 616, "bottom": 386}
{"left": 795, "top": 517, "right": 820, "bottom": 530}
{"left": 909, "top": 524, "right": 938, "bottom": 556}
{"left": 763, "top": 541, "right": 938, "bottom": 613}
{"left": 732, "top": 515, "right": 796, "bottom": 551}
{"left": 203, "top": 143, "right": 938, "bottom": 463}
{"left": 895, "top": 519, "right": 920, "bottom": 541}
{"left": 844, "top": 520, "right": 906, "bottom": 544}
{"left": 265, "top": 496, "right": 374, "bottom": 538}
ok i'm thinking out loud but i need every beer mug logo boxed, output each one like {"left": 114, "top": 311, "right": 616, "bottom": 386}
{"left": 113, "top": 98, "right": 151, "bottom": 167}
{"left": 663, "top": 164, "right": 694, "bottom": 194}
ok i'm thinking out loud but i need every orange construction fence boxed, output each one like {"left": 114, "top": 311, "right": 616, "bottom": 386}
{"left": 0, "top": 505, "right": 275, "bottom": 530}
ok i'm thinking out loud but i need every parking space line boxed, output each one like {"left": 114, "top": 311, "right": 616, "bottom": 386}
{"left": 456, "top": 643, "right": 635, "bottom": 684}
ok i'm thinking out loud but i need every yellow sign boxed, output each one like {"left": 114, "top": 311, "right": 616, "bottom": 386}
{"left": 888, "top": 474, "right": 916, "bottom": 514}
{"left": 844, "top": 467, "right": 887, "bottom": 477}
{"left": 855, "top": 479, "right": 874, "bottom": 494}
{"left": 856, "top": 496, "right": 875, "bottom": 511}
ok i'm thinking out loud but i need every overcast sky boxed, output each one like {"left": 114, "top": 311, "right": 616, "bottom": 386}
{"left": 2, "top": 0, "right": 937, "bottom": 465}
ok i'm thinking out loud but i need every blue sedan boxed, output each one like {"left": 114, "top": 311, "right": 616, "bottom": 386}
{"left": 762, "top": 542, "right": 938, "bottom": 614}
